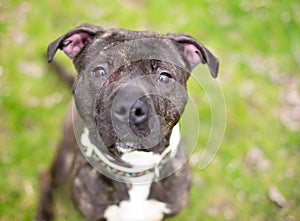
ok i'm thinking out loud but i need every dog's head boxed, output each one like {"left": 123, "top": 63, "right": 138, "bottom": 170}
{"left": 48, "top": 24, "right": 219, "bottom": 159}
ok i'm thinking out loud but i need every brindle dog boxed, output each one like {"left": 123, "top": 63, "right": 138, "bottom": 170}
{"left": 36, "top": 24, "right": 219, "bottom": 221}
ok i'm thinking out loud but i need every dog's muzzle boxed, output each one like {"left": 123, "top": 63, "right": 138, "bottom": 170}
{"left": 112, "top": 85, "right": 150, "bottom": 131}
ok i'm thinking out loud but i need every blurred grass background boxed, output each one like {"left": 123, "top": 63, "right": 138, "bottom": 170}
{"left": 0, "top": 0, "right": 300, "bottom": 220}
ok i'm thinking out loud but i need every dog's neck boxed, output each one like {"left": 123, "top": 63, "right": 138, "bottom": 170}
{"left": 79, "top": 124, "right": 181, "bottom": 180}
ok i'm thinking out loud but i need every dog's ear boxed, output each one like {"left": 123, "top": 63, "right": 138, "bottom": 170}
{"left": 167, "top": 33, "right": 219, "bottom": 78}
{"left": 47, "top": 24, "right": 104, "bottom": 63}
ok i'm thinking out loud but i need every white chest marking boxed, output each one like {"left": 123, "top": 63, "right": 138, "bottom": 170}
{"left": 104, "top": 182, "right": 170, "bottom": 221}
{"left": 104, "top": 124, "right": 182, "bottom": 221}
{"left": 104, "top": 152, "right": 170, "bottom": 221}
{"left": 104, "top": 157, "right": 170, "bottom": 221}
{"left": 102, "top": 124, "right": 181, "bottom": 220}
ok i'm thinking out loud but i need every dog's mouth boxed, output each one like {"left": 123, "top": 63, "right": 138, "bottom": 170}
{"left": 115, "top": 141, "right": 142, "bottom": 153}
{"left": 107, "top": 135, "right": 167, "bottom": 156}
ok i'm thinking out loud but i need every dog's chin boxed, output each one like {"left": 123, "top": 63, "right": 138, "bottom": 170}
{"left": 115, "top": 141, "right": 142, "bottom": 153}
{"left": 108, "top": 138, "right": 167, "bottom": 156}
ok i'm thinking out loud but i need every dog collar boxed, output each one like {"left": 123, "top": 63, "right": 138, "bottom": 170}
{"left": 80, "top": 124, "right": 180, "bottom": 179}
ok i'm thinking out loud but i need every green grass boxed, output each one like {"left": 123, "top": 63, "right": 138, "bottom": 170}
{"left": 1, "top": 0, "right": 300, "bottom": 220}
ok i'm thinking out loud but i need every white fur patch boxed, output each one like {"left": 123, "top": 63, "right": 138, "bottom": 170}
{"left": 169, "top": 123, "right": 181, "bottom": 157}
{"left": 121, "top": 151, "right": 161, "bottom": 166}
{"left": 104, "top": 182, "right": 170, "bottom": 221}
{"left": 106, "top": 152, "right": 169, "bottom": 221}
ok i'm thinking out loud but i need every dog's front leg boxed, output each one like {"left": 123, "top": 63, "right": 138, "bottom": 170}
{"left": 35, "top": 170, "right": 54, "bottom": 221}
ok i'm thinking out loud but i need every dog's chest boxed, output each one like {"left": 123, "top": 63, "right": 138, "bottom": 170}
{"left": 104, "top": 152, "right": 170, "bottom": 221}
{"left": 78, "top": 125, "right": 181, "bottom": 220}
{"left": 104, "top": 182, "right": 169, "bottom": 221}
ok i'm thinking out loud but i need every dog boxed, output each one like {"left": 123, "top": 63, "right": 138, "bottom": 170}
{"left": 36, "top": 23, "right": 219, "bottom": 221}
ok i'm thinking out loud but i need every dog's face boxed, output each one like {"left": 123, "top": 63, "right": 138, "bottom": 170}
{"left": 47, "top": 24, "right": 219, "bottom": 158}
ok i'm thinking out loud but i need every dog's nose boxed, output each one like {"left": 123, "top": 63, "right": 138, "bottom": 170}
{"left": 130, "top": 99, "right": 148, "bottom": 124}
{"left": 113, "top": 98, "right": 148, "bottom": 125}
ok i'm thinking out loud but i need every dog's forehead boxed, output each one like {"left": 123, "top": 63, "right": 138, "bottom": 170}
{"left": 84, "top": 29, "right": 187, "bottom": 70}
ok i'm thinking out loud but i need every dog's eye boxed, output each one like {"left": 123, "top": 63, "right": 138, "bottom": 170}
{"left": 157, "top": 72, "right": 173, "bottom": 84}
{"left": 93, "top": 66, "right": 107, "bottom": 77}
